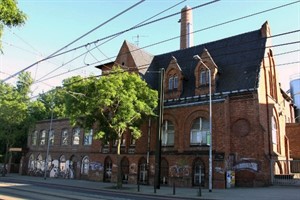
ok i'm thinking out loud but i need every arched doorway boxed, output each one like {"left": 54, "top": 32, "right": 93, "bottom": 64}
{"left": 121, "top": 157, "right": 129, "bottom": 183}
{"left": 103, "top": 156, "right": 112, "bottom": 182}
{"left": 81, "top": 156, "right": 89, "bottom": 176}
{"left": 70, "top": 155, "right": 78, "bottom": 179}
{"left": 161, "top": 158, "right": 169, "bottom": 185}
{"left": 138, "top": 157, "right": 148, "bottom": 184}
{"left": 193, "top": 158, "right": 205, "bottom": 187}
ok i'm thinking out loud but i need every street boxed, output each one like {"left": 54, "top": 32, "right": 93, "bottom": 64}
{"left": 0, "top": 178, "right": 191, "bottom": 200}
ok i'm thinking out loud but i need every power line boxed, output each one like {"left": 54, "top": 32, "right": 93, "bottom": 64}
{"left": 37, "top": 0, "right": 300, "bottom": 83}
{"left": 5, "top": 0, "right": 300, "bottom": 85}
{"left": 35, "top": 0, "right": 188, "bottom": 82}
{"left": 2, "top": 0, "right": 145, "bottom": 82}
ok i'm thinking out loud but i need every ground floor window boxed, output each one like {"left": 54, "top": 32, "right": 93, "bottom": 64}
{"left": 193, "top": 159, "right": 205, "bottom": 186}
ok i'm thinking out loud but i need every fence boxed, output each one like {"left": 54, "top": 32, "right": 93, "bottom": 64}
{"left": 272, "top": 160, "right": 300, "bottom": 186}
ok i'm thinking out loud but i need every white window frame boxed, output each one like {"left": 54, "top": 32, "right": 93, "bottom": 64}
{"left": 162, "top": 120, "right": 174, "bottom": 146}
{"left": 190, "top": 118, "right": 209, "bottom": 145}
{"left": 84, "top": 129, "right": 93, "bottom": 145}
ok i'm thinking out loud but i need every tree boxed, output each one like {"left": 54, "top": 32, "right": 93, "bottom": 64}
{"left": 0, "top": 0, "right": 27, "bottom": 50}
{"left": 64, "top": 67, "right": 158, "bottom": 188}
{"left": 0, "top": 72, "right": 32, "bottom": 175}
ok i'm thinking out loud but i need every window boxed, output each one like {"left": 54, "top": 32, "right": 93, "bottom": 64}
{"left": 190, "top": 117, "right": 209, "bottom": 145}
{"left": 168, "top": 76, "right": 178, "bottom": 90}
{"left": 121, "top": 134, "right": 126, "bottom": 146}
{"left": 271, "top": 116, "right": 280, "bottom": 153}
{"left": 193, "top": 159, "right": 205, "bottom": 186}
{"left": 72, "top": 127, "right": 80, "bottom": 145}
{"left": 81, "top": 156, "right": 89, "bottom": 175}
{"left": 40, "top": 130, "right": 46, "bottom": 145}
{"left": 168, "top": 77, "right": 174, "bottom": 90}
{"left": 49, "top": 129, "right": 54, "bottom": 145}
{"left": 200, "top": 70, "right": 209, "bottom": 85}
{"left": 130, "top": 136, "right": 136, "bottom": 146}
{"left": 174, "top": 76, "right": 178, "bottom": 89}
{"left": 83, "top": 129, "right": 93, "bottom": 145}
{"left": 31, "top": 131, "right": 37, "bottom": 146}
{"left": 162, "top": 120, "right": 174, "bottom": 146}
{"left": 61, "top": 129, "right": 68, "bottom": 145}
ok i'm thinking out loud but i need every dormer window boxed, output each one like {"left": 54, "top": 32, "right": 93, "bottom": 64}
{"left": 168, "top": 76, "right": 178, "bottom": 90}
{"left": 200, "top": 70, "right": 209, "bottom": 85}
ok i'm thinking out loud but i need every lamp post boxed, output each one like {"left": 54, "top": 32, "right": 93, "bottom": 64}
{"left": 147, "top": 68, "right": 164, "bottom": 191}
{"left": 43, "top": 100, "right": 54, "bottom": 180}
{"left": 193, "top": 55, "right": 213, "bottom": 192}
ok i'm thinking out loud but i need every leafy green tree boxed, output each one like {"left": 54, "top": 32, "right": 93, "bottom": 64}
{"left": 33, "top": 87, "right": 67, "bottom": 120}
{"left": 64, "top": 67, "right": 158, "bottom": 188}
{"left": 0, "top": 0, "right": 27, "bottom": 50}
{"left": 0, "top": 72, "right": 32, "bottom": 174}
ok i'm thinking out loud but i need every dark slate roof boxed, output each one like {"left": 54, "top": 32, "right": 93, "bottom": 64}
{"left": 143, "top": 28, "right": 267, "bottom": 98}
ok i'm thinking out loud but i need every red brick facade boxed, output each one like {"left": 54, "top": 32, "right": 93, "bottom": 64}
{"left": 24, "top": 21, "right": 298, "bottom": 189}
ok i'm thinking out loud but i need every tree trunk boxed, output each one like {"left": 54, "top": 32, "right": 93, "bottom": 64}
{"left": 116, "top": 138, "right": 122, "bottom": 189}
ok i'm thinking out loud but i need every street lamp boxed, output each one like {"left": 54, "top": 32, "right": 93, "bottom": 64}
{"left": 193, "top": 55, "right": 213, "bottom": 192}
{"left": 43, "top": 100, "right": 54, "bottom": 180}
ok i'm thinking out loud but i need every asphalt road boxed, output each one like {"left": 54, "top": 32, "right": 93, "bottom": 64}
{"left": 0, "top": 178, "right": 194, "bottom": 200}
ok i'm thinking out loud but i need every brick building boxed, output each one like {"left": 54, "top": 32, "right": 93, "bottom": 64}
{"left": 24, "top": 6, "right": 297, "bottom": 188}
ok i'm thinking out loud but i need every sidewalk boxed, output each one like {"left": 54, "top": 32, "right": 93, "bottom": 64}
{"left": 1, "top": 173, "right": 300, "bottom": 200}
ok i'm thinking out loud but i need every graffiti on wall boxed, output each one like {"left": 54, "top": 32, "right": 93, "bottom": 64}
{"left": 89, "top": 162, "right": 103, "bottom": 171}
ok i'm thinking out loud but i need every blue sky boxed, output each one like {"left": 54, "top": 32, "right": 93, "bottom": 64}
{"left": 0, "top": 0, "right": 299, "bottom": 96}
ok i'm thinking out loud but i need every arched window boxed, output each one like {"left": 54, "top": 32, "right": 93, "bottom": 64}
{"left": 72, "top": 127, "right": 81, "bottom": 145}
{"left": 81, "top": 156, "right": 89, "bottom": 175}
{"left": 271, "top": 116, "right": 280, "bottom": 153}
{"left": 138, "top": 157, "right": 148, "bottom": 184}
{"left": 28, "top": 154, "right": 35, "bottom": 170}
{"left": 31, "top": 131, "right": 37, "bottom": 146}
{"left": 121, "top": 157, "right": 129, "bottom": 183}
{"left": 168, "top": 76, "right": 178, "bottom": 90}
{"left": 162, "top": 120, "right": 174, "bottom": 146}
{"left": 61, "top": 129, "right": 69, "bottom": 145}
{"left": 40, "top": 130, "right": 46, "bottom": 145}
{"left": 190, "top": 117, "right": 209, "bottom": 145}
{"left": 200, "top": 70, "right": 209, "bottom": 85}
{"left": 193, "top": 159, "right": 205, "bottom": 186}
{"left": 83, "top": 129, "right": 93, "bottom": 145}
{"left": 59, "top": 155, "right": 66, "bottom": 171}
{"left": 36, "top": 154, "right": 43, "bottom": 170}
{"left": 160, "top": 158, "right": 169, "bottom": 184}
{"left": 49, "top": 129, "right": 54, "bottom": 145}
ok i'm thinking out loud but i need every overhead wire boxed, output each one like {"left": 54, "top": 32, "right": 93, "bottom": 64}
{"left": 35, "top": 0, "right": 300, "bottom": 83}
{"left": 34, "top": 0, "right": 204, "bottom": 82}
{"left": 2, "top": 0, "right": 146, "bottom": 82}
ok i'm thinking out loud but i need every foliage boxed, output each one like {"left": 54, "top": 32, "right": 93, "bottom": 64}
{"left": 63, "top": 67, "right": 158, "bottom": 187}
{"left": 64, "top": 67, "right": 158, "bottom": 142}
{"left": 0, "top": 72, "right": 33, "bottom": 164}
{"left": 33, "top": 87, "right": 67, "bottom": 120}
{"left": 0, "top": 0, "right": 27, "bottom": 50}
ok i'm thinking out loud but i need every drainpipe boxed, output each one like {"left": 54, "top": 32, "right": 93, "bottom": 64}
{"left": 147, "top": 118, "right": 151, "bottom": 166}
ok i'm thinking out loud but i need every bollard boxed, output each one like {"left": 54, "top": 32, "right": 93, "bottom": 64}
{"left": 173, "top": 181, "right": 176, "bottom": 195}
{"left": 137, "top": 182, "right": 140, "bottom": 192}
{"left": 198, "top": 184, "right": 202, "bottom": 196}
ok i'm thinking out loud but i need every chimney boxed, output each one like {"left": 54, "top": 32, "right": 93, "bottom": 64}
{"left": 180, "top": 5, "right": 194, "bottom": 49}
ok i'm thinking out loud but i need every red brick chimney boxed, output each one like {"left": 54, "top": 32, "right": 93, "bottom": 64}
{"left": 180, "top": 5, "right": 194, "bottom": 49}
